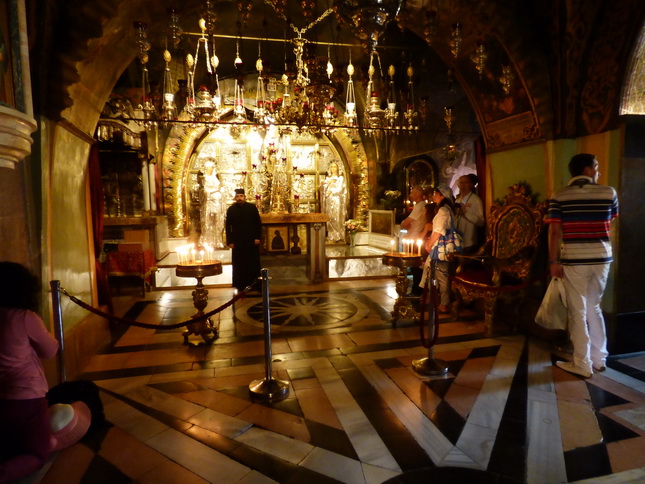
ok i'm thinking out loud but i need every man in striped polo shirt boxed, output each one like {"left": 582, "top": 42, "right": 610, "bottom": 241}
{"left": 546, "top": 153, "right": 619, "bottom": 378}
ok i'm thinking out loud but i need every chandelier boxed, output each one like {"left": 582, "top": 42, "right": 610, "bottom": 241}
{"left": 120, "top": 1, "right": 422, "bottom": 137}
{"left": 333, "top": 0, "right": 405, "bottom": 51}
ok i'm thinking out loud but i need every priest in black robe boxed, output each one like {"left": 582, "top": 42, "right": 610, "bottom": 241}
{"left": 225, "top": 189, "right": 262, "bottom": 291}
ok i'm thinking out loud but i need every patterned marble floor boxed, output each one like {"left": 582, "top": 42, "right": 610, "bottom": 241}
{"left": 28, "top": 279, "right": 645, "bottom": 483}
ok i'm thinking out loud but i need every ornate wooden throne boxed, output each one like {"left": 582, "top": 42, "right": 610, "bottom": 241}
{"left": 452, "top": 184, "right": 547, "bottom": 337}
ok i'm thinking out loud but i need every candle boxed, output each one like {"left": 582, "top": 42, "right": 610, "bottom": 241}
{"left": 390, "top": 239, "right": 395, "bottom": 254}
{"left": 416, "top": 239, "right": 422, "bottom": 256}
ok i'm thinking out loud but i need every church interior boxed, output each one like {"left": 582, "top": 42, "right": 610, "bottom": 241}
{"left": 3, "top": 0, "right": 645, "bottom": 482}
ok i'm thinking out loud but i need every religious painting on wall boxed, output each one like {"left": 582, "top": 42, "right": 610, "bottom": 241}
{"left": 458, "top": 37, "right": 541, "bottom": 150}
{"left": 0, "top": 2, "right": 14, "bottom": 109}
{"left": 267, "top": 225, "right": 289, "bottom": 253}
{"left": 291, "top": 143, "right": 317, "bottom": 171}
{"left": 369, "top": 210, "right": 394, "bottom": 236}
{"left": 219, "top": 143, "right": 247, "bottom": 172}
{"left": 368, "top": 210, "right": 395, "bottom": 250}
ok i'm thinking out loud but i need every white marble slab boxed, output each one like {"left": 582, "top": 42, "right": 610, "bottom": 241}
{"left": 526, "top": 339, "right": 567, "bottom": 484}
{"left": 614, "top": 405, "right": 645, "bottom": 432}
{"left": 104, "top": 399, "right": 168, "bottom": 442}
{"left": 146, "top": 427, "right": 251, "bottom": 483}
{"left": 314, "top": 366, "right": 400, "bottom": 471}
{"left": 361, "top": 463, "right": 401, "bottom": 484}
{"left": 237, "top": 470, "right": 280, "bottom": 484}
{"left": 300, "top": 446, "right": 365, "bottom": 483}
{"left": 571, "top": 466, "right": 645, "bottom": 483}
{"left": 453, "top": 423, "right": 496, "bottom": 469}
{"left": 234, "top": 427, "right": 314, "bottom": 464}
{"left": 359, "top": 363, "right": 454, "bottom": 464}
{"left": 189, "top": 408, "right": 253, "bottom": 439}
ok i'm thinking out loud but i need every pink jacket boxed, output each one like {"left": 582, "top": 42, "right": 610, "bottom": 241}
{"left": 0, "top": 308, "right": 58, "bottom": 400}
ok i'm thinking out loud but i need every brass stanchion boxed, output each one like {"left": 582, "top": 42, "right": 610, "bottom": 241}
{"left": 50, "top": 280, "right": 67, "bottom": 383}
{"left": 249, "top": 268, "right": 290, "bottom": 402}
{"left": 412, "top": 260, "right": 449, "bottom": 376}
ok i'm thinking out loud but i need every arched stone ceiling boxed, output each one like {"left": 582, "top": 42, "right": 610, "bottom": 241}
{"left": 31, "top": 0, "right": 645, "bottom": 148}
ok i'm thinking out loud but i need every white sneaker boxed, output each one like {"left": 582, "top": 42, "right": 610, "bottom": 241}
{"left": 555, "top": 360, "right": 592, "bottom": 378}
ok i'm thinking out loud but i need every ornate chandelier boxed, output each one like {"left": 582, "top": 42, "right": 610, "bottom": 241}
{"left": 124, "top": 1, "right": 416, "bottom": 136}
{"left": 333, "top": 0, "right": 405, "bottom": 51}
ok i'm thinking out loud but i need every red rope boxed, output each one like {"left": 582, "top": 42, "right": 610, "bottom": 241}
{"left": 456, "top": 269, "right": 549, "bottom": 293}
{"left": 59, "top": 280, "right": 257, "bottom": 330}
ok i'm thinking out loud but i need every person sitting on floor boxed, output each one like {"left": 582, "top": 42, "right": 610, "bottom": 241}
{"left": 0, "top": 262, "right": 59, "bottom": 484}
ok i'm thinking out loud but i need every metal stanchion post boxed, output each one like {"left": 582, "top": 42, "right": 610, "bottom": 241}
{"left": 50, "top": 280, "right": 67, "bottom": 384}
{"left": 412, "top": 260, "right": 449, "bottom": 376}
{"left": 249, "top": 268, "right": 290, "bottom": 402}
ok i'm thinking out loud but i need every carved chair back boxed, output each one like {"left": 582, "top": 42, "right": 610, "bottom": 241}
{"left": 452, "top": 184, "right": 547, "bottom": 336}
{"left": 483, "top": 187, "right": 546, "bottom": 285}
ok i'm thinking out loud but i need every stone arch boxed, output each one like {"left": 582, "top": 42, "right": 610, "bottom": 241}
{"left": 620, "top": 20, "right": 645, "bottom": 115}
{"left": 161, "top": 115, "right": 369, "bottom": 237}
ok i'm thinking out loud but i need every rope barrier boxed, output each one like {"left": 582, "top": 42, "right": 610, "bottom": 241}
{"left": 56, "top": 278, "right": 260, "bottom": 331}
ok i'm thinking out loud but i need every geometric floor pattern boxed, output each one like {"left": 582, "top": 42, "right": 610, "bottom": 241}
{"left": 25, "top": 279, "right": 645, "bottom": 483}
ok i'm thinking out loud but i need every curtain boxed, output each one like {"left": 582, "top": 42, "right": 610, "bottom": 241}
{"left": 474, "top": 136, "right": 487, "bottom": 207}
{"left": 88, "top": 144, "right": 112, "bottom": 312}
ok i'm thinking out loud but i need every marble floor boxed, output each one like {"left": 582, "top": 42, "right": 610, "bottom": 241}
{"left": 29, "top": 278, "right": 645, "bottom": 483}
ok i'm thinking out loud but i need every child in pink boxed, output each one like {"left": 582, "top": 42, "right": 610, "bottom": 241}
{"left": 0, "top": 262, "right": 58, "bottom": 484}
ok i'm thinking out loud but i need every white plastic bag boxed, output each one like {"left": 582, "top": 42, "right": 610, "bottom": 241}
{"left": 535, "top": 277, "right": 568, "bottom": 330}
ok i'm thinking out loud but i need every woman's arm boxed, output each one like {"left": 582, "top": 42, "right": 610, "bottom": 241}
{"left": 460, "top": 195, "right": 485, "bottom": 227}
{"left": 425, "top": 230, "right": 441, "bottom": 252}
{"left": 419, "top": 222, "right": 433, "bottom": 240}
{"left": 25, "top": 311, "right": 59, "bottom": 359}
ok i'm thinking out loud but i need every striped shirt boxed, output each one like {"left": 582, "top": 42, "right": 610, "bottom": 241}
{"left": 545, "top": 176, "right": 618, "bottom": 265}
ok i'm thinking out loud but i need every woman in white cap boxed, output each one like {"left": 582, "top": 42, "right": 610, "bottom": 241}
{"left": 0, "top": 262, "right": 59, "bottom": 483}
{"left": 422, "top": 184, "right": 461, "bottom": 313}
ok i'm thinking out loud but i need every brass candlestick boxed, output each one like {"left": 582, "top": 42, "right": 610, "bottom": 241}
{"left": 382, "top": 252, "right": 423, "bottom": 324}
{"left": 175, "top": 262, "right": 222, "bottom": 345}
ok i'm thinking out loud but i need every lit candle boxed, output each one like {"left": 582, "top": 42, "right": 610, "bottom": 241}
{"left": 417, "top": 239, "right": 422, "bottom": 256}
{"left": 390, "top": 239, "right": 395, "bottom": 254}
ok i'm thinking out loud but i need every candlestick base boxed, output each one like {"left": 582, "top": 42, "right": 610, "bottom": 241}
{"left": 175, "top": 262, "right": 223, "bottom": 346}
{"left": 412, "top": 357, "right": 449, "bottom": 376}
{"left": 382, "top": 253, "right": 423, "bottom": 325}
{"left": 249, "top": 377, "right": 290, "bottom": 403}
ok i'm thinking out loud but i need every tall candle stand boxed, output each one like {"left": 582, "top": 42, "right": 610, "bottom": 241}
{"left": 175, "top": 261, "right": 222, "bottom": 346}
{"left": 382, "top": 250, "right": 423, "bottom": 324}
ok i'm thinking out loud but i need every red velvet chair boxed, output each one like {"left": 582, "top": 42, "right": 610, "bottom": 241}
{"left": 452, "top": 184, "right": 547, "bottom": 336}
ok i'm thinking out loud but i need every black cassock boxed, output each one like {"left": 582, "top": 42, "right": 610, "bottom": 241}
{"left": 225, "top": 202, "right": 262, "bottom": 291}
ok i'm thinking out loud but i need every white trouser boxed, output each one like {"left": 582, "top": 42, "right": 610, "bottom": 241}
{"left": 562, "top": 263, "right": 610, "bottom": 371}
